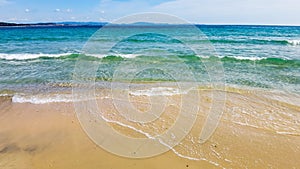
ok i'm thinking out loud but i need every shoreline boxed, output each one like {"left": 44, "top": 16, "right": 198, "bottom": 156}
{"left": 0, "top": 87, "right": 299, "bottom": 168}
{"left": 1, "top": 83, "right": 298, "bottom": 104}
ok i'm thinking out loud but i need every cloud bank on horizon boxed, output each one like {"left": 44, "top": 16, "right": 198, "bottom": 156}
{"left": 0, "top": 0, "right": 299, "bottom": 25}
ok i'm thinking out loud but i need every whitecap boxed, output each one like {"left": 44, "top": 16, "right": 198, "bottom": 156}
{"left": 287, "top": 40, "right": 300, "bottom": 46}
{"left": 0, "top": 53, "right": 74, "bottom": 60}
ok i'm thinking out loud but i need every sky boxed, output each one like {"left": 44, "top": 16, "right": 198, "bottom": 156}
{"left": 0, "top": 0, "right": 299, "bottom": 25}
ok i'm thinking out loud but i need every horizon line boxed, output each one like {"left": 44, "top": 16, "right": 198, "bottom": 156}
{"left": 1, "top": 21, "right": 300, "bottom": 27}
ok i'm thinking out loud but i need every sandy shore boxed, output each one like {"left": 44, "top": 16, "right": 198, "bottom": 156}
{"left": 0, "top": 88, "right": 299, "bottom": 169}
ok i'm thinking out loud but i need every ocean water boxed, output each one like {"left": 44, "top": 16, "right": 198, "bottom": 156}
{"left": 0, "top": 25, "right": 299, "bottom": 101}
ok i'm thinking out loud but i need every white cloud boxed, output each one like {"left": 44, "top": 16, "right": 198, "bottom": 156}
{"left": 25, "top": 8, "right": 30, "bottom": 13}
{"left": 54, "top": 8, "right": 61, "bottom": 12}
{"left": 66, "top": 8, "right": 72, "bottom": 13}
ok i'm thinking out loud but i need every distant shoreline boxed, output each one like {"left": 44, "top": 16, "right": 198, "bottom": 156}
{"left": 0, "top": 22, "right": 59, "bottom": 27}
{"left": 0, "top": 22, "right": 107, "bottom": 27}
{"left": 1, "top": 21, "right": 300, "bottom": 27}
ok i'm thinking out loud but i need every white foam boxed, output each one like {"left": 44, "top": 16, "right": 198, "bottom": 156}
{"left": 11, "top": 93, "right": 108, "bottom": 104}
{"left": 0, "top": 53, "right": 141, "bottom": 60}
{"left": 88, "top": 53, "right": 140, "bottom": 59}
{"left": 1, "top": 53, "right": 289, "bottom": 62}
{"left": 0, "top": 93, "right": 13, "bottom": 97}
{"left": 287, "top": 40, "right": 300, "bottom": 46}
{"left": 197, "top": 55, "right": 266, "bottom": 61}
{"left": 12, "top": 94, "right": 75, "bottom": 104}
{"left": 129, "top": 87, "right": 188, "bottom": 96}
{"left": 228, "top": 56, "right": 265, "bottom": 61}
{"left": 116, "top": 54, "right": 140, "bottom": 59}
{"left": 0, "top": 53, "right": 74, "bottom": 60}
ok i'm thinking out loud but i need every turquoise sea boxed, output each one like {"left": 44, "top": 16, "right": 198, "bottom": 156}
{"left": 0, "top": 24, "right": 299, "bottom": 102}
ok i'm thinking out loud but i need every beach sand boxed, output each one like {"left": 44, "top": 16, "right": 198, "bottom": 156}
{"left": 0, "top": 88, "right": 299, "bottom": 169}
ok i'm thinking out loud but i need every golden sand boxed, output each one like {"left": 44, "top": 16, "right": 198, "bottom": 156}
{"left": 0, "top": 88, "right": 299, "bottom": 169}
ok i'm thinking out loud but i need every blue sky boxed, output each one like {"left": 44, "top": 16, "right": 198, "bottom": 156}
{"left": 0, "top": 0, "right": 299, "bottom": 25}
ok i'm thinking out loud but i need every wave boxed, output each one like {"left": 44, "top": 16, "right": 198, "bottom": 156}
{"left": 0, "top": 53, "right": 75, "bottom": 60}
{"left": 11, "top": 93, "right": 104, "bottom": 104}
{"left": 10, "top": 88, "right": 189, "bottom": 104}
{"left": 218, "top": 56, "right": 300, "bottom": 67}
{"left": 0, "top": 53, "right": 299, "bottom": 67}
{"left": 6, "top": 87, "right": 189, "bottom": 104}
{"left": 219, "top": 56, "right": 265, "bottom": 61}
{"left": 287, "top": 40, "right": 300, "bottom": 46}
{"left": 89, "top": 38, "right": 300, "bottom": 46}
{"left": 0, "top": 53, "right": 140, "bottom": 61}
{"left": 207, "top": 39, "right": 300, "bottom": 46}
{"left": 12, "top": 94, "right": 75, "bottom": 104}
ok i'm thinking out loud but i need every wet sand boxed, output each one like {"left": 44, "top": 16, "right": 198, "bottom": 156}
{"left": 0, "top": 88, "right": 299, "bottom": 169}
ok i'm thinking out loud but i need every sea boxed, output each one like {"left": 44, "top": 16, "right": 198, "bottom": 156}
{"left": 0, "top": 24, "right": 299, "bottom": 103}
